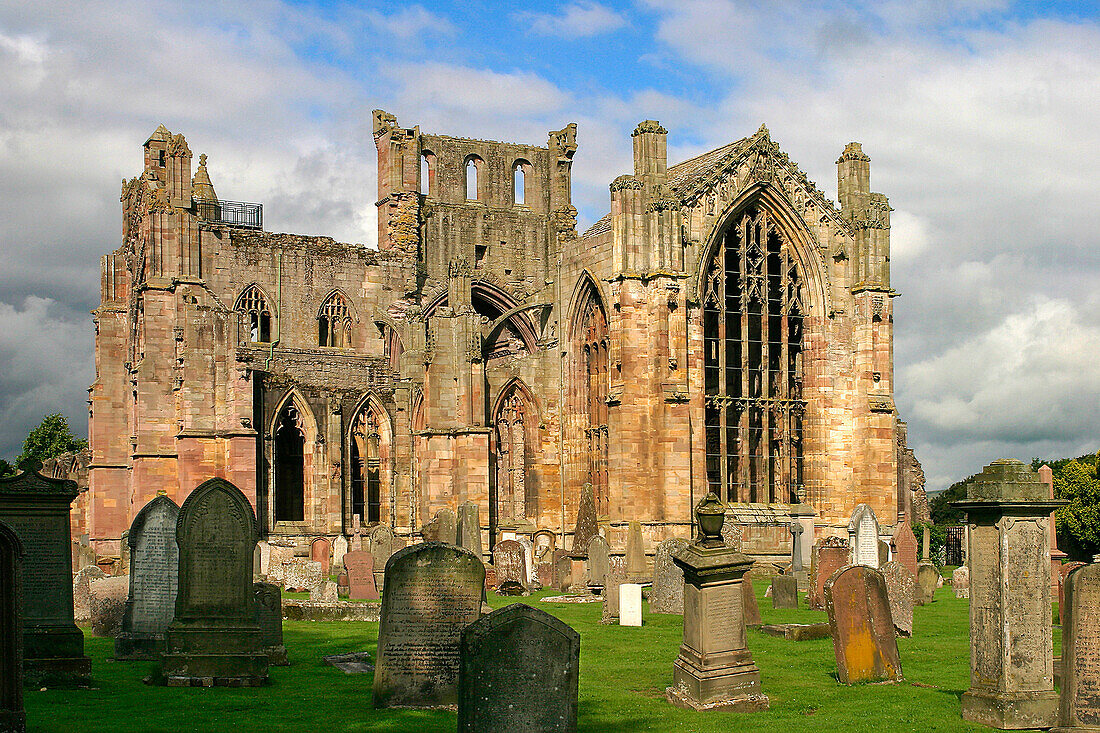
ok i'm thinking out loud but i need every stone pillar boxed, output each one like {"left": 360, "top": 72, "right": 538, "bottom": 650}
{"left": 665, "top": 493, "right": 768, "bottom": 713}
{"left": 954, "top": 459, "right": 1065, "bottom": 729}
{"left": 1039, "top": 465, "right": 1068, "bottom": 597}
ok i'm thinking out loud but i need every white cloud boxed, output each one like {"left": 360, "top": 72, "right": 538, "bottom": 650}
{"left": 517, "top": 2, "right": 626, "bottom": 38}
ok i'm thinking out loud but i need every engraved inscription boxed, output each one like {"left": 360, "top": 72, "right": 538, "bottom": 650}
{"left": 129, "top": 505, "right": 178, "bottom": 635}
{"left": 705, "top": 586, "right": 740, "bottom": 651}
{"left": 856, "top": 514, "right": 877, "bottom": 567}
{"left": 180, "top": 491, "right": 250, "bottom": 613}
{"left": 12, "top": 514, "right": 70, "bottom": 624}
{"left": 1005, "top": 519, "right": 1049, "bottom": 690}
{"left": 1073, "top": 570, "right": 1100, "bottom": 724}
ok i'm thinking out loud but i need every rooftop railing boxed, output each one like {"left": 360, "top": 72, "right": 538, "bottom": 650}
{"left": 195, "top": 198, "right": 263, "bottom": 229}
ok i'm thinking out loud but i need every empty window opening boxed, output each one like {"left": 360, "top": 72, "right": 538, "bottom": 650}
{"left": 465, "top": 156, "right": 482, "bottom": 201}
{"left": 318, "top": 292, "right": 351, "bottom": 347}
{"left": 274, "top": 403, "right": 305, "bottom": 523}
{"left": 475, "top": 243, "right": 488, "bottom": 266}
{"left": 513, "top": 161, "right": 528, "bottom": 205}
{"left": 421, "top": 152, "right": 436, "bottom": 196}
{"left": 236, "top": 285, "right": 272, "bottom": 343}
{"left": 350, "top": 404, "right": 386, "bottom": 525}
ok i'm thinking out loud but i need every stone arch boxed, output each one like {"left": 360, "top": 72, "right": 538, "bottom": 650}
{"left": 346, "top": 392, "right": 395, "bottom": 527}
{"left": 316, "top": 288, "right": 358, "bottom": 348}
{"left": 234, "top": 283, "right": 276, "bottom": 343}
{"left": 269, "top": 389, "right": 319, "bottom": 531}
{"left": 566, "top": 272, "right": 610, "bottom": 515}
{"left": 491, "top": 378, "right": 539, "bottom": 533}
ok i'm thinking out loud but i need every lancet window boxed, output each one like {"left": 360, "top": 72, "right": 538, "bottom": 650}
{"left": 318, "top": 292, "right": 351, "bottom": 347}
{"left": 236, "top": 285, "right": 272, "bottom": 343}
{"left": 273, "top": 403, "right": 305, "bottom": 523}
{"left": 494, "top": 387, "right": 532, "bottom": 525}
{"left": 577, "top": 293, "right": 609, "bottom": 513}
{"left": 350, "top": 404, "right": 385, "bottom": 524}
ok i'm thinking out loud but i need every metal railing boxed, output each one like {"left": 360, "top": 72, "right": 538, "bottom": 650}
{"left": 195, "top": 198, "right": 263, "bottom": 229}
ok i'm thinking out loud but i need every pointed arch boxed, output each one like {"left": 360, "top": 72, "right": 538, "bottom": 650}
{"left": 567, "top": 272, "right": 610, "bottom": 515}
{"left": 347, "top": 392, "right": 394, "bottom": 526}
{"left": 422, "top": 279, "right": 540, "bottom": 356}
{"left": 317, "top": 289, "right": 356, "bottom": 348}
{"left": 491, "top": 378, "right": 538, "bottom": 531}
{"left": 269, "top": 389, "right": 318, "bottom": 528}
{"left": 234, "top": 283, "right": 275, "bottom": 343}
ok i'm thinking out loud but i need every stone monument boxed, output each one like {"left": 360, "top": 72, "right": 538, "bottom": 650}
{"left": 456, "top": 502, "right": 482, "bottom": 557}
{"left": 253, "top": 582, "right": 289, "bottom": 666}
{"left": 601, "top": 560, "right": 626, "bottom": 624}
{"left": 0, "top": 458, "right": 90, "bottom": 687}
{"left": 568, "top": 483, "right": 598, "bottom": 585}
{"left": 891, "top": 519, "right": 919, "bottom": 578}
{"left": 915, "top": 562, "right": 938, "bottom": 605}
{"left": 953, "top": 459, "right": 1063, "bottom": 729}
{"left": 1039, "top": 465, "right": 1069, "bottom": 598}
{"left": 625, "top": 520, "right": 647, "bottom": 580}
{"left": 332, "top": 534, "right": 348, "bottom": 572}
{"left": 952, "top": 565, "right": 970, "bottom": 599}
{"left": 425, "top": 507, "right": 457, "bottom": 543}
{"left": 620, "top": 583, "right": 642, "bottom": 626}
{"left": 458, "top": 604, "right": 579, "bottom": 733}
{"left": 372, "top": 543, "right": 484, "bottom": 708}
{"left": 1053, "top": 562, "right": 1100, "bottom": 733}
{"left": 665, "top": 493, "right": 768, "bottom": 712}
{"left": 159, "top": 478, "right": 268, "bottom": 687}
{"left": 650, "top": 538, "right": 690, "bottom": 614}
{"left": 824, "top": 565, "right": 903, "bottom": 684}
{"left": 847, "top": 503, "right": 880, "bottom": 569}
{"left": 810, "top": 537, "right": 850, "bottom": 610}
{"left": 742, "top": 571, "right": 762, "bottom": 628}
{"left": 586, "top": 535, "right": 610, "bottom": 590}
{"left": 493, "top": 539, "right": 528, "bottom": 590}
{"left": 115, "top": 494, "right": 179, "bottom": 660}
{"left": 310, "top": 537, "right": 331, "bottom": 576}
{"left": 367, "top": 524, "right": 396, "bottom": 590}
{"left": 0, "top": 519, "right": 25, "bottom": 733}
{"left": 789, "top": 521, "right": 806, "bottom": 580}
{"left": 771, "top": 575, "right": 798, "bottom": 610}
{"left": 343, "top": 550, "right": 379, "bottom": 600}
{"left": 880, "top": 560, "right": 915, "bottom": 637}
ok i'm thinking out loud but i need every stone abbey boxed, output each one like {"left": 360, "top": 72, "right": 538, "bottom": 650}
{"left": 83, "top": 111, "right": 926, "bottom": 562}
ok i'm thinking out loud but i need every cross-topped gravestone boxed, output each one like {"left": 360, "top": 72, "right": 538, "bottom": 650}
{"left": 0, "top": 458, "right": 90, "bottom": 687}
{"left": 115, "top": 494, "right": 179, "bottom": 660}
{"left": 0, "top": 519, "right": 25, "bottom": 733}
{"left": 790, "top": 522, "right": 805, "bottom": 573}
{"left": 825, "top": 565, "right": 903, "bottom": 684}
{"left": 159, "top": 478, "right": 268, "bottom": 687}
{"left": 458, "top": 604, "right": 580, "bottom": 733}
{"left": 847, "top": 504, "right": 880, "bottom": 569}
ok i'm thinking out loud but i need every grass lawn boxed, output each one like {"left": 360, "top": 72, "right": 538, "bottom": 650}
{"left": 25, "top": 577, "right": 1062, "bottom": 732}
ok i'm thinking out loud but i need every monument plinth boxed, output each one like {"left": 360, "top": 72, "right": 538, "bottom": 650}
{"left": 665, "top": 493, "right": 768, "bottom": 713}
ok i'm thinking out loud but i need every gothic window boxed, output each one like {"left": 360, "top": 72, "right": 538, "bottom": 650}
{"left": 575, "top": 287, "right": 609, "bottom": 514}
{"left": 703, "top": 206, "right": 805, "bottom": 505}
{"left": 421, "top": 152, "right": 436, "bottom": 196}
{"left": 274, "top": 403, "right": 305, "bottom": 523}
{"left": 513, "top": 160, "right": 529, "bottom": 205}
{"left": 318, "top": 291, "right": 351, "bottom": 347}
{"left": 235, "top": 285, "right": 272, "bottom": 343}
{"left": 465, "top": 156, "right": 482, "bottom": 201}
{"left": 493, "top": 385, "right": 534, "bottom": 527}
{"left": 350, "top": 402, "right": 387, "bottom": 525}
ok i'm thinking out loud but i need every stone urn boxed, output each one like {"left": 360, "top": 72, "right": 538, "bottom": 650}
{"left": 695, "top": 492, "right": 726, "bottom": 548}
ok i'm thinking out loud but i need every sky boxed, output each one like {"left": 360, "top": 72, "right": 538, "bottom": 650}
{"left": 0, "top": 0, "right": 1098, "bottom": 490}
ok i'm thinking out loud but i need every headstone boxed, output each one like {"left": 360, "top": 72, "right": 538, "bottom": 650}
{"left": 332, "top": 535, "right": 348, "bottom": 572}
{"left": 620, "top": 583, "right": 643, "bottom": 626}
{"left": 720, "top": 513, "right": 742, "bottom": 550}
{"left": 343, "top": 550, "right": 379, "bottom": 600}
{"left": 311, "top": 580, "right": 339, "bottom": 602}
{"left": 625, "top": 520, "right": 647, "bottom": 580}
{"left": 456, "top": 502, "right": 482, "bottom": 557}
{"left": 824, "top": 565, "right": 903, "bottom": 684}
{"left": 372, "top": 543, "right": 484, "bottom": 708}
{"left": 159, "top": 478, "right": 268, "bottom": 687}
{"left": 789, "top": 522, "right": 805, "bottom": 573}
{"left": 281, "top": 559, "right": 324, "bottom": 594}
{"left": 847, "top": 503, "right": 881, "bottom": 569}
{"left": 1061, "top": 561, "right": 1087, "bottom": 625}
{"left": 351, "top": 514, "right": 363, "bottom": 551}
{"left": 493, "top": 539, "right": 528, "bottom": 589}
{"left": 532, "top": 530, "right": 556, "bottom": 563}
{"left": 790, "top": 503, "right": 816, "bottom": 569}
{"left": 483, "top": 565, "right": 498, "bottom": 591}
{"left": 257, "top": 540, "right": 271, "bottom": 576}
{"left": 425, "top": 507, "right": 457, "bottom": 544}
{"left": 742, "top": 571, "right": 762, "bottom": 627}
{"left": 0, "top": 458, "right": 91, "bottom": 687}
{"left": 115, "top": 494, "right": 179, "bottom": 659}
{"left": 810, "top": 537, "right": 850, "bottom": 610}
{"left": 1055, "top": 562, "right": 1100, "bottom": 732}
{"left": 253, "top": 582, "right": 289, "bottom": 666}
{"left": 458, "top": 604, "right": 579, "bottom": 733}
{"left": 915, "top": 562, "right": 938, "bottom": 605}
{"left": 953, "top": 459, "right": 1062, "bottom": 729}
{"left": 536, "top": 562, "right": 553, "bottom": 587}
{"left": 517, "top": 536, "right": 536, "bottom": 588}
{"left": 551, "top": 549, "right": 572, "bottom": 592}
{"left": 119, "top": 529, "right": 130, "bottom": 576}
{"left": 585, "top": 535, "right": 610, "bottom": 589}
{"left": 601, "top": 560, "right": 626, "bottom": 624}
{"left": 1040, "top": 465, "right": 1069, "bottom": 599}
{"left": 880, "top": 560, "right": 916, "bottom": 637}
{"left": 952, "top": 566, "right": 970, "bottom": 599}
{"left": 310, "top": 537, "right": 332, "bottom": 576}
{"left": 569, "top": 483, "right": 598, "bottom": 556}
{"left": 72, "top": 565, "right": 106, "bottom": 623}
{"left": 891, "top": 519, "right": 919, "bottom": 578}
{"left": 922, "top": 525, "right": 931, "bottom": 561}
{"left": 88, "top": 576, "right": 128, "bottom": 637}
{"left": 771, "top": 575, "right": 798, "bottom": 610}
{"left": 367, "top": 524, "right": 395, "bottom": 590}
{"left": 878, "top": 539, "right": 890, "bottom": 566}
{"left": 0, "top": 520, "right": 25, "bottom": 733}
{"left": 650, "top": 538, "right": 690, "bottom": 614}
{"left": 665, "top": 493, "right": 768, "bottom": 712}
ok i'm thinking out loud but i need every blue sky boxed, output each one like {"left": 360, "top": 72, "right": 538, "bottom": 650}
{"left": 0, "top": 0, "right": 1098, "bottom": 490}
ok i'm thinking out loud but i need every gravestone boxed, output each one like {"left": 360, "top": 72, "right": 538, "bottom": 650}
{"left": 458, "top": 604, "right": 579, "bottom": 733}
{"left": 119, "top": 530, "right": 130, "bottom": 576}
{"left": 89, "top": 576, "right": 128, "bottom": 637}
{"left": 159, "top": 478, "right": 268, "bottom": 687}
{"left": 922, "top": 525, "right": 931, "bottom": 561}
{"left": 536, "top": 562, "right": 553, "bottom": 588}
{"left": 281, "top": 559, "right": 324, "bottom": 594}
{"left": 253, "top": 582, "right": 289, "bottom": 666}
{"left": 601, "top": 559, "right": 626, "bottom": 624}
{"left": 532, "top": 530, "right": 556, "bottom": 563}
{"left": 880, "top": 560, "right": 915, "bottom": 637}
{"left": 256, "top": 540, "right": 271, "bottom": 576}
{"left": 915, "top": 562, "right": 938, "bottom": 605}
{"left": 310, "top": 537, "right": 331, "bottom": 576}
{"left": 1061, "top": 562, "right": 1087, "bottom": 625}
{"left": 625, "top": 521, "right": 647, "bottom": 580}
{"left": 351, "top": 514, "right": 363, "bottom": 551}
{"left": 790, "top": 521, "right": 805, "bottom": 572}
{"left": 586, "top": 535, "right": 610, "bottom": 589}
{"left": 891, "top": 519, "right": 919, "bottom": 578}
{"left": 332, "top": 535, "right": 348, "bottom": 572}
{"left": 569, "top": 483, "right": 598, "bottom": 556}
{"left": 425, "top": 507, "right": 457, "bottom": 544}
{"left": 517, "top": 536, "right": 536, "bottom": 589}
{"left": 666, "top": 493, "right": 768, "bottom": 712}
{"left": 847, "top": 503, "right": 881, "bottom": 569}
{"left": 742, "top": 571, "right": 762, "bottom": 627}
{"left": 367, "top": 524, "right": 396, "bottom": 590}
{"left": 810, "top": 537, "right": 850, "bottom": 610}
{"left": 952, "top": 566, "right": 970, "bottom": 599}
{"left": 115, "top": 494, "right": 179, "bottom": 660}
{"left": 650, "top": 538, "right": 690, "bottom": 614}
{"left": 771, "top": 575, "right": 798, "bottom": 609}
{"left": 343, "top": 550, "right": 379, "bottom": 600}
{"left": 720, "top": 513, "right": 742, "bottom": 550}
{"left": 72, "top": 565, "right": 106, "bottom": 623}
{"left": 493, "top": 540, "right": 528, "bottom": 590}
{"left": 824, "top": 565, "right": 903, "bottom": 684}
{"left": 552, "top": 549, "right": 572, "bottom": 592}
{"left": 0, "top": 458, "right": 90, "bottom": 687}
{"left": 878, "top": 540, "right": 890, "bottom": 566}
{"left": 953, "top": 459, "right": 1062, "bottom": 729}
{"left": 620, "top": 584, "right": 642, "bottom": 626}
{"left": 456, "top": 502, "right": 482, "bottom": 557}
{"left": 0, "top": 519, "right": 25, "bottom": 733}
{"left": 372, "top": 543, "right": 484, "bottom": 708}
{"left": 1054, "top": 562, "right": 1100, "bottom": 732}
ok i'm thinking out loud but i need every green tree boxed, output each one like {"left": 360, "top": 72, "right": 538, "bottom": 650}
{"left": 929, "top": 477, "right": 969, "bottom": 526}
{"left": 16, "top": 413, "right": 87, "bottom": 466}
{"left": 0, "top": 458, "right": 14, "bottom": 477}
{"left": 1054, "top": 458, "right": 1100, "bottom": 561}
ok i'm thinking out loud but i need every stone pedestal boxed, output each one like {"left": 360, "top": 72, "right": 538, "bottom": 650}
{"left": 954, "top": 459, "right": 1064, "bottom": 730}
{"left": 666, "top": 493, "right": 768, "bottom": 713}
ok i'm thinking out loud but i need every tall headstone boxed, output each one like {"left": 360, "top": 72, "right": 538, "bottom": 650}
{"left": 1054, "top": 562, "right": 1100, "bottom": 733}
{"left": 119, "top": 530, "right": 130, "bottom": 576}
{"left": 310, "top": 537, "right": 331, "bottom": 576}
{"left": 771, "top": 575, "right": 798, "bottom": 610}
{"left": 922, "top": 525, "right": 931, "bottom": 561}
{"left": 332, "top": 535, "right": 348, "bottom": 572}
{"left": 953, "top": 459, "right": 1063, "bottom": 729}
{"left": 915, "top": 562, "right": 938, "bottom": 605}
{"left": 367, "top": 524, "right": 395, "bottom": 589}
{"left": 456, "top": 502, "right": 482, "bottom": 557}
{"left": 372, "top": 543, "right": 484, "bottom": 708}
{"left": 253, "top": 582, "right": 288, "bottom": 666}
{"left": 880, "top": 560, "right": 915, "bottom": 637}
{"left": 343, "top": 550, "right": 379, "bottom": 601}
{"left": 517, "top": 536, "right": 536, "bottom": 588}
{"left": 665, "top": 493, "right": 768, "bottom": 712}
{"left": 847, "top": 503, "right": 881, "bottom": 569}
{"left": 425, "top": 507, "right": 457, "bottom": 544}
{"left": 0, "top": 519, "right": 25, "bottom": 733}
{"left": 601, "top": 559, "right": 626, "bottom": 624}
{"left": 891, "top": 519, "right": 919, "bottom": 578}
{"left": 532, "top": 530, "right": 556, "bottom": 564}
{"left": 1061, "top": 562, "right": 1087, "bottom": 626}
{"left": 650, "top": 538, "right": 690, "bottom": 614}
{"left": 0, "top": 458, "right": 90, "bottom": 687}
{"left": 569, "top": 483, "right": 598, "bottom": 556}
{"left": 1040, "top": 464, "right": 1069, "bottom": 598}
{"left": 620, "top": 584, "right": 643, "bottom": 626}
{"left": 585, "top": 535, "right": 610, "bottom": 589}
{"left": 351, "top": 514, "right": 363, "bottom": 551}
{"left": 115, "top": 494, "right": 179, "bottom": 660}
{"left": 72, "top": 565, "right": 106, "bottom": 623}
{"left": 551, "top": 549, "right": 572, "bottom": 592}
{"left": 825, "top": 565, "right": 903, "bottom": 684}
{"left": 493, "top": 540, "right": 528, "bottom": 590}
{"left": 810, "top": 537, "right": 850, "bottom": 610}
{"left": 89, "top": 576, "right": 128, "bottom": 638}
{"left": 625, "top": 520, "right": 647, "bottom": 580}
{"left": 789, "top": 522, "right": 805, "bottom": 573}
{"left": 458, "top": 604, "right": 579, "bottom": 733}
{"left": 159, "top": 478, "right": 268, "bottom": 687}
{"left": 742, "top": 571, "right": 762, "bottom": 628}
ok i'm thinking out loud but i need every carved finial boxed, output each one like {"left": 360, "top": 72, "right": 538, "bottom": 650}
{"left": 756, "top": 123, "right": 770, "bottom": 138}
{"left": 632, "top": 120, "right": 668, "bottom": 137}
{"left": 199, "top": 153, "right": 207, "bottom": 167}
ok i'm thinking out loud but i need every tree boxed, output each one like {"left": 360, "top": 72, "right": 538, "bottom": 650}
{"left": 16, "top": 413, "right": 87, "bottom": 466}
{"left": 929, "top": 477, "right": 969, "bottom": 526}
{"left": 0, "top": 459, "right": 14, "bottom": 478}
{"left": 1054, "top": 458, "right": 1100, "bottom": 561}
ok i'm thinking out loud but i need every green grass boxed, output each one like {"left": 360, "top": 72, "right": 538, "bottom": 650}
{"left": 25, "top": 579, "right": 1061, "bottom": 732}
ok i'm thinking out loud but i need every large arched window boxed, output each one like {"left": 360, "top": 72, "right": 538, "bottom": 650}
{"left": 350, "top": 401, "right": 388, "bottom": 525}
{"left": 703, "top": 205, "right": 805, "bottom": 505}
{"left": 235, "top": 284, "right": 272, "bottom": 343}
{"left": 274, "top": 402, "right": 305, "bottom": 522}
{"left": 573, "top": 283, "right": 609, "bottom": 514}
{"left": 493, "top": 383, "right": 535, "bottom": 527}
{"left": 318, "top": 291, "right": 352, "bottom": 347}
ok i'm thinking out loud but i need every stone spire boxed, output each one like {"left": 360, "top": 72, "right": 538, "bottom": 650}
{"left": 190, "top": 153, "right": 217, "bottom": 202}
